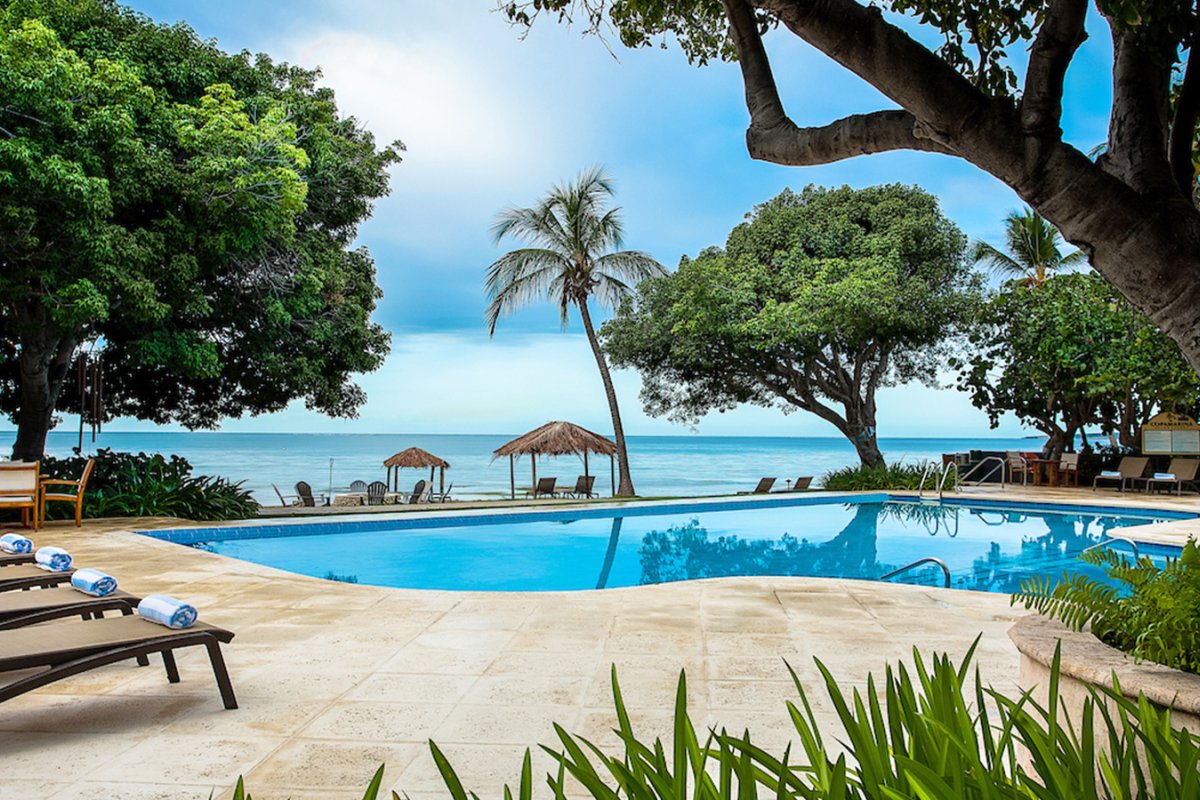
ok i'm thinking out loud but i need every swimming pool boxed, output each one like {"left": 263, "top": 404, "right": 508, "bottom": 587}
{"left": 143, "top": 495, "right": 1192, "bottom": 593}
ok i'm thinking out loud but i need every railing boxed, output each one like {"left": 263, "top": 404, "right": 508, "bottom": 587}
{"left": 1083, "top": 536, "right": 1141, "bottom": 559}
{"left": 880, "top": 557, "right": 952, "bottom": 588}
{"left": 937, "top": 462, "right": 959, "bottom": 498}
{"left": 918, "top": 462, "right": 960, "bottom": 499}
{"left": 959, "top": 456, "right": 1008, "bottom": 489}
{"left": 917, "top": 462, "right": 940, "bottom": 497}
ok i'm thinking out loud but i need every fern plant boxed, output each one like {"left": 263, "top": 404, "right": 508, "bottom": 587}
{"left": 1014, "top": 538, "right": 1200, "bottom": 674}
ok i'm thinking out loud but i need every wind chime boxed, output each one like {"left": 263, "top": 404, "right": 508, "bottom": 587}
{"left": 76, "top": 349, "right": 103, "bottom": 452}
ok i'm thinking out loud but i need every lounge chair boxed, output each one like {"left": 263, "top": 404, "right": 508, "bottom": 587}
{"left": 788, "top": 477, "right": 813, "bottom": 492}
{"left": 0, "top": 563, "right": 75, "bottom": 592}
{"left": 0, "top": 586, "right": 139, "bottom": 630}
{"left": 566, "top": 475, "right": 596, "bottom": 498}
{"left": 367, "top": 480, "right": 388, "bottom": 505}
{"left": 406, "top": 479, "right": 428, "bottom": 505}
{"left": 0, "top": 615, "right": 237, "bottom": 709}
{"left": 532, "top": 477, "right": 557, "bottom": 499}
{"left": 430, "top": 482, "right": 454, "bottom": 503}
{"left": 0, "top": 462, "right": 40, "bottom": 529}
{"left": 0, "top": 553, "right": 35, "bottom": 566}
{"left": 1092, "top": 456, "right": 1150, "bottom": 492}
{"left": 294, "top": 481, "right": 327, "bottom": 507}
{"left": 349, "top": 480, "right": 368, "bottom": 494}
{"left": 40, "top": 458, "right": 94, "bottom": 527}
{"left": 271, "top": 484, "right": 300, "bottom": 506}
{"left": 1058, "top": 453, "right": 1080, "bottom": 487}
{"left": 738, "top": 478, "right": 776, "bottom": 495}
{"left": 1132, "top": 458, "right": 1200, "bottom": 495}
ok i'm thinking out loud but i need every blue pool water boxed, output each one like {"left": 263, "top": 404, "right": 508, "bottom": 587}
{"left": 145, "top": 496, "right": 1193, "bottom": 593}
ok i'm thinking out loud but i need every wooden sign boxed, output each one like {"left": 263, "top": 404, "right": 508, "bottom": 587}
{"left": 1142, "top": 412, "right": 1200, "bottom": 454}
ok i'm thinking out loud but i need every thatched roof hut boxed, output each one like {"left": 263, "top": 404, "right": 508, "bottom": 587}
{"left": 494, "top": 421, "right": 616, "bottom": 499}
{"left": 384, "top": 447, "right": 450, "bottom": 493}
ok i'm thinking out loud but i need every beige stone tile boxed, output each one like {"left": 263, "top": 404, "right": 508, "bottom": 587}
{"left": 48, "top": 781, "right": 225, "bottom": 800}
{"left": 707, "top": 680, "right": 799, "bottom": 711}
{"left": 461, "top": 673, "right": 590, "bottom": 708}
{"left": 243, "top": 739, "right": 420, "bottom": 790}
{"left": 377, "top": 645, "right": 498, "bottom": 675}
{"left": 300, "top": 700, "right": 455, "bottom": 742}
{"left": 394, "top": 742, "right": 555, "bottom": 794}
{"left": 485, "top": 651, "right": 599, "bottom": 677}
{"left": 0, "top": 732, "right": 140, "bottom": 781}
{"left": 160, "top": 696, "right": 328, "bottom": 738}
{"left": 226, "top": 664, "right": 372, "bottom": 701}
{"left": 85, "top": 734, "right": 286, "bottom": 785}
{"left": 507, "top": 629, "right": 607, "bottom": 653}
{"left": 0, "top": 692, "right": 202, "bottom": 735}
{"left": 432, "top": 703, "right": 577, "bottom": 746}
{"left": 344, "top": 672, "right": 479, "bottom": 704}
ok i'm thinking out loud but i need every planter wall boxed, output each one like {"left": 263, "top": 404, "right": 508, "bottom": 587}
{"left": 1010, "top": 615, "right": 1200, "bottom": 733}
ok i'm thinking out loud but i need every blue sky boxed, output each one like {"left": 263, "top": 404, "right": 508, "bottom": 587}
{"left": 99, "top": 1, "right": 1113, "bottom": 438}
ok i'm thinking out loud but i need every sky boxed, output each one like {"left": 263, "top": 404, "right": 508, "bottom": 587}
{"left": 80, "top": 1, "right": 1114, "bottom": 438}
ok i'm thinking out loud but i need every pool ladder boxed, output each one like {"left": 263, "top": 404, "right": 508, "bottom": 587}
{"left": 918, "top": 461, "right": 960, "bottom": 499}
{"left": 880, "top": 557, "right": 951, "bottom": 588}
{"left": 1082, "top": 536, "right": 1141, "bottom": 559}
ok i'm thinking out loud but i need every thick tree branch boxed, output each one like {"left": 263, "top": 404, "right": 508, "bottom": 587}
{"left": 1169, "top": 47, "right": 1200, "bottom": 197}
{"left": 1021, "top": 0, "right": 1088, "bottom": 137}
{"left": 1104, "top": 25, "right": 1175, "bottom": 194}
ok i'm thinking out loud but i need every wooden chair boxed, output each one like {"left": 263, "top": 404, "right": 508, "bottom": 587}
{"left": 1005, "top": 451, "right": 1033, "bottom": 486}
{"left": 407, "top": 479, "right": 429, "bottom": 505}
{"left": 294, "top": 481, "right": 327, "bottom": 507}
{"left": 1058, "top": 453, "right": 1080, "bottom": 487}
{"left": 532, "top": 477, "right": 558, "bottom": 498}
{"left": 349, "top": 480, "right": 368, "bottom": 494}
{"left": 0, "top": 463, "right": 40, "bottom": 530}
{"left": 567, "top": 475, "right": 596, "bottom": 498}
{"left": 40, "top": 458, "right": 94, "bottom": 527}
{"left": 366, "top": 480, "right": 388, "bottom": 505}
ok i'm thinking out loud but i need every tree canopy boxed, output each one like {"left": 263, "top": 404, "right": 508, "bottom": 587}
{"left": 955, "top": 272, "right": 1200, "bottom": 454}
{"left": 504, "top": 0, "right": 1200, "bottom": 378}
{"left": 602, "top": 184, "right": 979, "bottom": 466}
{"left": 0, "top": 0, "right": 402, "bottom": 458}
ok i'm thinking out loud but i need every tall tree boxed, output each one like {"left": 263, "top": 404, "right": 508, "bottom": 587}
{"left": 0, "top": 1, "right": 402, "bottom": 459}
{"left": 971, "top": 209, "right": 1087, "bottom": 286}
{"left": 602, "top": 185, "right": 978, "bottom": 467}
{"left": 503, "top": 1, "right": 1200, "bottom": 376}
{"left": 485, "top": 168, "right": 665, "bottom": 497}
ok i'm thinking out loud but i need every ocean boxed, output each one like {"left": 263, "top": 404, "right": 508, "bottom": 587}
{"left": 9, "top": 431, "right": 1041, "bottom": 504}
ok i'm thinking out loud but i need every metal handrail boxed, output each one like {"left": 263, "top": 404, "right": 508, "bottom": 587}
{"left": 917, "top": 462, "right": 939, "bottom": 497}
{"left": 959, "top": 456, "right": 1009, "bottom": 489}
{"left": 880, "top": 557, "right": 951, "bottom": 588}
{"left": 1083, "top": 536, "right": 1141, "bottom": 559}
{"left": 936, "top": 462, "right": 959, "bottom": 498}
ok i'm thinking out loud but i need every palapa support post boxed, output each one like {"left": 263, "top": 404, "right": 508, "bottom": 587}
{"left": 583, "top": 451, "right": 589, "bottom": 479}
{"left": 509, "top": 455, "right": 515, "bottom": 500}
{"left": 610, "top": 455, "right": 615, "bottom": 498}
{"left": 531, "top": 454, "right": 537, "bottom": 496}
{"left": 439, "top": 466, "right": 445, "bottom": 495}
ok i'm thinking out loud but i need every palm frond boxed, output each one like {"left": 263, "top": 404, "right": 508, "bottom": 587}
{"left": 970, "top": 240, "right": 1026, "bottom": 277}
{"left": 484, "top": 249, "right": 571, "bottom": 334}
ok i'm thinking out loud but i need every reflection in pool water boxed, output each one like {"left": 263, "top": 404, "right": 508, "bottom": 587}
{"left": 198, "top": 500, "right": 1180, "bottom": 593}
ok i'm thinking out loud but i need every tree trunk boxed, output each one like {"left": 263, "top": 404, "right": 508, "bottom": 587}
{"left": 11, "top": 325, "right": 77, "bottom": 462}
{"left": 844, "top": 406, "right": 884, "bottom": 468}
{"left": 577, "top": 300, "right": 636, "bottom": 496}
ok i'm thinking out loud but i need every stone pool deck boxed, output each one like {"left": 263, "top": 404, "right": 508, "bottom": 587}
{"left": 0, "top": 487, "right": 1196, "bottom": 799}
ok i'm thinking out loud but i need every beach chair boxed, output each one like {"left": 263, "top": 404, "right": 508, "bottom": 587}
{"left": 0, "top": 563, "right": 75, "bottom": 592}
{"left": 367, "top": 481, "right": 388, "bottom": 505}
{"left": 349, "top": 480, "right": 368, "bottom": 494}
{"left": 1005, "top": 451, "right": 1033, "bottom": 486}
{"left": 1132, "top": 458, "right": 1200, "bottom": 495}
{"left": 430, "top": 482, "right": 454, "bottom": 503}
{"left": 40, "top": 458, "right": 94, "bottom": 527}
{"left": 532, "top": 477, "right": 558, "bottom": 499}
{"left": 294, "top": 481, "right": 327, "bottom": 507}
{"left": 272, "top": 484, "right": 301, "bottom": 506}
{"left": 406, "top": 479, "right": 428, "bottom": 505}
{"left": 1058, "top": 453, "right": 1080, "bottom": 487}
{"left": 567, "top": 475, "right": 596, "bottom": 498}
{"left": 0, "top": 462, "right": 40, "bottom": 529}
{"left": 738, "top": 478, "right": 776, "bottom": 495}
{"left": 788, "top": 477, "right": 813, "bottom": 492}
{"left": 0, "top": 552, "right": 35, "bottom": 566}
{"left": 1092, "top": 456, "right": 1150, "bottom": 492}
{"left": 0, "top": 615, "right": 237, "bottom": 709}
{"left": 0, "top": 586, "right": 140, "bottom": 630}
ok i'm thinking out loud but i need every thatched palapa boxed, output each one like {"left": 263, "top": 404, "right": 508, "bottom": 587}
{"left": 494, "top": 421, "right": 616, "bottom": 499}
{"left": 384, "top": 447, "right": 450, "bottom": 493}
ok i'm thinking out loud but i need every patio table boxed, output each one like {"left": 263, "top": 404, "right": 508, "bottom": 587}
{"left": 333, "top": 493, "right": 367, "bottom": 506}
{"left": 1027, "top": 458, "right": 1061, "bottom": 487}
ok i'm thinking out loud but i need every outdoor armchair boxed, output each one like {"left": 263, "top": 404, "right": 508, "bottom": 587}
{"left": 0, "top": 462, "right": 40, "bottom": 530}
{"left": 1092, "top": 456, "right": 1150, "bottom": 492}
{"left": 40, "top": 458, "right": 94, "bottom": 527}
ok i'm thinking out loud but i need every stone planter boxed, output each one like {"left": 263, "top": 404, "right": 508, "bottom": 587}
{"left": 1009, "top": 614, "right": 1200, "bottom": 733}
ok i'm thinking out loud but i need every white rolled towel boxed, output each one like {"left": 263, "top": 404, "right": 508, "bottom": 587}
{"left": 136, "top": 595, "right": 198, "bottom": 629}
{"left": 34, "top": 546, "right": 72, "bottom": 572}
{"left": 0, "top": 532, "right": 33, "bottom": 554}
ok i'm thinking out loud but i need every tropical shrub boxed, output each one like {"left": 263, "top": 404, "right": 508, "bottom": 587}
{"left": 1015, "top": 539, "right": 1200, "bottom": 674}
{"left": 230, "top": 644, "right": 1200, "bottom": 798}
{"left": 40, "top": 448, "right": 257, "bottom": 521}
{"left": 822, "top": 462, "right": 926, "bottom": 491}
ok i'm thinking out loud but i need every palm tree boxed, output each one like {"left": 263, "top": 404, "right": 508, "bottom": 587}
{"left": 485, "top": 168, "right": 665, "bottom": 497}
{"left": 971, "top": 208, "right": 1087, "bottom": 287}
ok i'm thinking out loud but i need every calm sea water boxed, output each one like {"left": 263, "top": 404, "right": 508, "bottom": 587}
{"left": 10, "top": 431, "right": 1041, "bottom": 504}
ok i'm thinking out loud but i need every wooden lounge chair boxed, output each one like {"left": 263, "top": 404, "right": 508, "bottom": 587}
{"left": 407, "top": 479, "right": 428, "bottom": 505}
{"left": 0, "top": 563, "right": 75, "bottom": 592}
{"left": 738, "top": 478, "right": 777, "bottom": 495}
{"left": 294, "top": 481, "right": 327, "bottom": 507}
{"left": 0, "top": 587, "right": 140, "bottom": 630}
{"left": 532, "top": 477, "right": 557, "bottom": 498}
{"left": 788, "top": 477, "right": 813, "bottom": 492}
{"left": 367, "top": 480, "right": 388, "bottom": 505}
{"left": 1132, "top": 458, "right": 1200, "bottom": 495}
{"left": 0, "top": 615, "right": 237, "bottom": 709}
{"left": 0, "top": 552, "right": 35, "bottom": 566}
{"left": 40, "top": 458, "right": 94, "bottom": 527}
{"left": 567, "top": 475, "right": 596, "bottom": 498}
{"left": 0, "top": 462, "right": 40, "bottom": 529}
{"left": 1092, "top": 456, "right": 1150, "bottom": 492}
